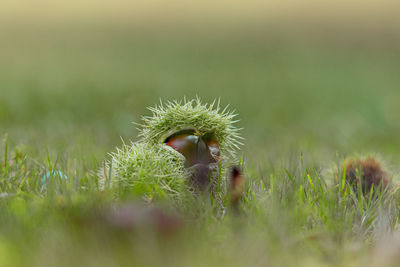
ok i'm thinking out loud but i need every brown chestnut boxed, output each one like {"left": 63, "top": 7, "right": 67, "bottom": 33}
{"left": 164, "top": 130, "right": 220, "bottom": 168}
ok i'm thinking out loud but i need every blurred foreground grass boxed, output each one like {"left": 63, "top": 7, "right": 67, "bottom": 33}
{"left": 1, "top": 10, "right": 400, "bottom": 266}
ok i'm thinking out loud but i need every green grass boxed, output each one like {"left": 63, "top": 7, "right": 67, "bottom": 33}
{"left": 1, "top": 139, "right": 398, "bottom": 266}
{"left": 1, "top": 24, "right": 400, "bottom": 266}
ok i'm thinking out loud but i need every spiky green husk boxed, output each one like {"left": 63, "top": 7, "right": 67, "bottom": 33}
{"left": 100, "top": 142, "right": 192, "bottom": 204}
{"left": 99, "top": 98, "right": 242, "bottom": 206}
{"left": 138, "top": 98, "right": 242, "bottom": 159}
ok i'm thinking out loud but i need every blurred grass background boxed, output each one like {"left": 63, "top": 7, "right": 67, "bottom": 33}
{"left": 1, "top": 1, "right": 400, "bottom": 266}
{"left": 2, "top": 0, "right": 400, "bottom": 166}
{"left": 2, "top": 2, "right": 400, "bottom": 163}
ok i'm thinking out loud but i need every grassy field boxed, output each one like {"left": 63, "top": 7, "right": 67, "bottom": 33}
{"left": 1, "top": 10, "right": 400, "bottom": 266}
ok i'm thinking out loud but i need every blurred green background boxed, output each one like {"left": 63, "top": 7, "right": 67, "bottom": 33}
{"left": 1, "top": 0, "right": 400, "bottom": 166}
{"left": 1, "top": 2, "right": 400, "bottom": 266}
